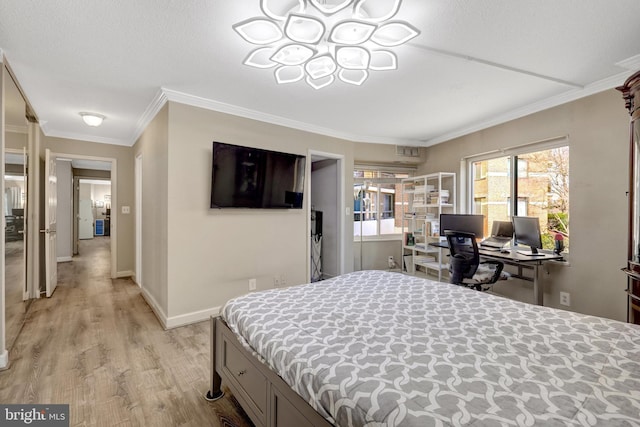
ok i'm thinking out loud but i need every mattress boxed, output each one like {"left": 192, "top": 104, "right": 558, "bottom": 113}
{"left": 222, "top": 270, "right": 640, "bottom": 426}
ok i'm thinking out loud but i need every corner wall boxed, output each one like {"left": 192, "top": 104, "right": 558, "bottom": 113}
{"left": 163, "top": 102, "right": 354, "bottom": 325}
{"left": 421, "top": 89, "right": 629, "bottom": 321}
{"left": 132, "top": 105, "right": 169, "bottom": 322}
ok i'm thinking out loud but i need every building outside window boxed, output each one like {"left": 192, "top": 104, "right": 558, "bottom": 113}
{"left": 354, "top": 167, "right": 412, "bottom": 238}
{"left": 469, "top": 144, "right": 569, "bottom": 251}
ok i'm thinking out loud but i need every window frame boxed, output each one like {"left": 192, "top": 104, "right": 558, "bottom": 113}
{"left": 464, "top": 137, "right": 569, "bottom": 250}
{"left": 353, "top": 165, "right": 415, "bottom": 241}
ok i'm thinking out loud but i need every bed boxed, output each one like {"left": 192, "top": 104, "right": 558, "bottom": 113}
{"left": 208, "top": 270, "right": 640, "bottom": 426}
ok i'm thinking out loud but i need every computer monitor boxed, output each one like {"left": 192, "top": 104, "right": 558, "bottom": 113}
{"left": 512, "top": 216, "right": 543, "bottom": 255}
{"left": 491, "top": 220, "right": 514, "bottom": 237}
{"left": 439, "top": 214, "right": 484, "bottom": 239}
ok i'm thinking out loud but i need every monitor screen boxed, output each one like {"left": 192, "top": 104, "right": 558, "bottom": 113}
{"left": 439, "top": 214, "right": 484, "bottom": 239}
{"left": 491, "top": 220, "right": 514, "bottom": 237}
{"left": 512, "top": 216, "right": 543, "bottom": 254}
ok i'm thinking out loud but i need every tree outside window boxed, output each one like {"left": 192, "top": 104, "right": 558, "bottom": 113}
{"left": 471, "top": 146, "right": 569, "bottom": 251}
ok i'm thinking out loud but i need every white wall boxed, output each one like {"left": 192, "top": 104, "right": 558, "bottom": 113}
{"left": 56, "top": 160, "right": 72, "bottom": 260}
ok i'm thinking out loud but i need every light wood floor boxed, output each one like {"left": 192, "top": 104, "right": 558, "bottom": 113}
{"left": 4, "top": 238, "right": 29, "bottom": 351}
{"left": 0, "top": 237, "right": 253, "bottom": 427}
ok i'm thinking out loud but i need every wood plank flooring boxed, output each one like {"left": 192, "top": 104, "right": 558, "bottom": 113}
{"left": 4, "top": 239, "right": 29, "bottom": 351}
{"left": 0, "top": 237, "right": 253, "bottom": 427}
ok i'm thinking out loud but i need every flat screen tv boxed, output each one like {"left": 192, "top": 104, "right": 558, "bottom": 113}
{"left": 210, "top": 142, "right": 306, "bottom": 209}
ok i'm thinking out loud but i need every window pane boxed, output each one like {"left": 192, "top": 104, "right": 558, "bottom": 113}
{"left": 354, "top": 169, "right": 410, "bottom": 238}
{"left": 379, "top": 183, "right": 400, "bottom": 235}
{"left": 471, "top": 156, "right": 511, "bottom": 237}
{"left": 354, "top": 186, "right": 376, "bottom": 236}
{"left": 516, "top": 147, "right": 569, "bottom": 250}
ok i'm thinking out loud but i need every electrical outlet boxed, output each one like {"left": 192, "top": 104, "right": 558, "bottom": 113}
{"left": 273, "top": 276, "right": 280, "bottom": 287}
{"left": 280, "top": 274, "right": 286, "bottom": 287}
{"left": 560, "top": 291, "right": 570, "bottom": 306}
{"left": 249, "top": 278, "right": 257, "bottom": 291}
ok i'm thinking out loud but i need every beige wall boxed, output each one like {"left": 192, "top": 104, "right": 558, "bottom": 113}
{"left": 132, "top": 104, "right": 169, "bottom": 318}
{"left": 5, "top": 131, "right": 27, "bottom": 150}
{"left": 353, "top": 141, "right": 426, "bottom": 165}
{"left": 421, "top": 89, "right": 629, "bottom": 321}
{"left": 134, "top": 102, "right": 353, "bottom": 327}
{"left": 41, "top": 136, "right": 135, "bottom": 276}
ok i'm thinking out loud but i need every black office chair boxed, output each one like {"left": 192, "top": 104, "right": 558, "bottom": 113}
{"left": 445, "top": 230, "right": 504, "bottom": 291}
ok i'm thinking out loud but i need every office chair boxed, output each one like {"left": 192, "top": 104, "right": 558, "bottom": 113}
{"left": 445, "top": 230, "right": 504, "bottom": 291}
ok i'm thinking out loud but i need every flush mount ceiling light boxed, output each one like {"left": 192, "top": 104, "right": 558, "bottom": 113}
{"left": 79, "top": 112, "right": 105, "bottom": 127}
{"left": 233, "top": 0, "right": 419, "bottom": 89}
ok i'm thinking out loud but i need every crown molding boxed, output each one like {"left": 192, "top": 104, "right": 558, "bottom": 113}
{"left": 45, "top": 129, "right": 130, "bottom": 146}
{"left": 5, "top": 124, "right": 28, "bottom": 134}
{"left": 128, "top": 88, "right": 168, "bottom": 146}
{"left": 161, "top": 88, "right": 422, "bottom": 146}
{"left": 615, "top": 54, "right": 640, "bottom": 72}
{"left": 421, "top": 70, "right": 634, "bottom": 147}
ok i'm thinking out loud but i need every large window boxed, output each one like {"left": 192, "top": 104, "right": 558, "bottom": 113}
{"left": 469, "top": 144, "right": 569, "bottom": 251}
{"left": 354, "top": 167, "right": 412, "bottom": 238}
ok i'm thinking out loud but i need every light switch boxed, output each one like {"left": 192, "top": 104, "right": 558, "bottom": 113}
{"left": 122, "top": 206, "right": 131, "bottom": 214}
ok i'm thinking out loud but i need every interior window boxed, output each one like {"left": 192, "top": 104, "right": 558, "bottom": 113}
{"left": 354, "top": 168, "right": 412, "bottom": 238}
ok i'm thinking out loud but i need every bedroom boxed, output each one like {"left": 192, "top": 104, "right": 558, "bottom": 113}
{"left": 1, "top": 1, "right": 640, "bottom": 426}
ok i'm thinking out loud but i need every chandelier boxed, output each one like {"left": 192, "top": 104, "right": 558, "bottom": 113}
{"left": 233, "top": 0, "right": 420, "bottom": 89}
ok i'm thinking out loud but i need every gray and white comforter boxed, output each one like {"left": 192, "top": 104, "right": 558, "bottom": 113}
{"left": 222, "top": 270, "right": 640, "bottom": 426}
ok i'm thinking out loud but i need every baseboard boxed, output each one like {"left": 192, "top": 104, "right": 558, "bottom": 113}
{"left": 116, "top": 270, "right": 134, "bottom": 278}
{"left": 57, "top": 256, "right": 72, "bottom": 263}
{"left": 0, "top": 349, "right": 8, "bottom": 369}
{"left": 165, "top": 306, "right": 222, "bottom": 329}
{"left": 140, "top": 287, "right": 169, "bottom": 329}
{"left": 140, "top": 286, "right": 221, "bottom": 329}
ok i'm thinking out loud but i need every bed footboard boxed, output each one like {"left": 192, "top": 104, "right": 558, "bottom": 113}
{"left": 206, "top": 315, "right": 224, "bottom": 401}
{"left": 207, "top": 316, "right": 333, "bottom": 427}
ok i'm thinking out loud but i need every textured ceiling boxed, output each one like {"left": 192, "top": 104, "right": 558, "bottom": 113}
{"left": 1, "top": 0, "right": 640, "bottom": 148}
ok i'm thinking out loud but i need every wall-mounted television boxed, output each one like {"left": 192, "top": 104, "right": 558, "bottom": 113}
{"left": 210, "top": 142, "right": 306, "bottom": 209}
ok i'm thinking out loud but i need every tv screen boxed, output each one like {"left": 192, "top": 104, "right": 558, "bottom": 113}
{"left": 210, "top": 142, "right": 306, "bottom": 209}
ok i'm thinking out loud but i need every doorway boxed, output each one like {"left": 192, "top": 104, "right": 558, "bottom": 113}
{"left": 54, "top": 155, "right": 117, "bottom": 279}
{"left": 309, "top": 151, "right": 344, "bottom": 281}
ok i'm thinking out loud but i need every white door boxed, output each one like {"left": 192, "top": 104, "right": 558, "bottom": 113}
{"left": 78, "top": 200, "right": 94, "bottom": 239}
{"left": 44, "top": 149, "right": 58, "bottom": 297}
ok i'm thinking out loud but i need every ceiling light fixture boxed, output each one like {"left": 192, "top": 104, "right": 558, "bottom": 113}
{"left": 234, "top": 0, "right": 419, "bottom": 89}
{"left": 79, "top": 112, "right": 106, "bottom": 127}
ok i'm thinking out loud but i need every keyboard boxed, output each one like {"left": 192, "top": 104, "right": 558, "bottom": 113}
{"left": 480, "top": 236, "right": 512, "bottom": 249}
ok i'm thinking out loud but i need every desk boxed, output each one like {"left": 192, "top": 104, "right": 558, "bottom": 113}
{"left": 430, "top": 242, "right": 564, "bottom": 305}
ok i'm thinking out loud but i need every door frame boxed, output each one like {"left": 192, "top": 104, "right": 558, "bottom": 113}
{"left": 135, "top": 153, "right": 142, "bottom": 287}
{"left": 307, "top": 150, "right": 345, "bottom": 282}
{"left": 54, "top": 152, "right": 118, "bottom": 279}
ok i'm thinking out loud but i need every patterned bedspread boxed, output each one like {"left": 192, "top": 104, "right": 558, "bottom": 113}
{"left": 222, "top": 270, "right": 640, "bottom": 427}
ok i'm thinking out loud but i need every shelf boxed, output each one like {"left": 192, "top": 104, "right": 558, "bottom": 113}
{"left": 413, "top": 247, "right": 438, "bottom": 254}
{"left": 416, "top": 261, "right": 449, "bottom": 271}
{"left": 401, "top": 172, "right": 456, "bottom": 282}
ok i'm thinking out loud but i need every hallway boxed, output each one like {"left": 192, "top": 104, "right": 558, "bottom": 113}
{"left": 0, "top": 237, "right": 251, "bottom": 426}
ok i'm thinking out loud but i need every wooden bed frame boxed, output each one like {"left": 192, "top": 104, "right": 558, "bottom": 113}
{"left": 207, "top": 316, "right": 333, "bottom": 427}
